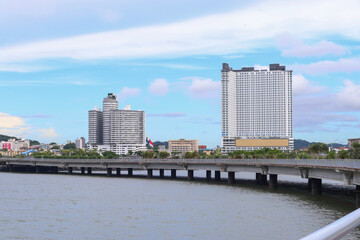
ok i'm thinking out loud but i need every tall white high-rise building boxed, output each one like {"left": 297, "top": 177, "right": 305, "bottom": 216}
{"left": 88, "top": 93, "right": 146, "bottom": 155}
{"left": 103, "top": 93, "right": 118, "bottom": 145}
{"left": 221, "top": 63, "right": 293, "bottom": 153}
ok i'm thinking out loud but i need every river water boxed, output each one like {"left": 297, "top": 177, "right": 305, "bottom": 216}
{"left": 1, "top": 171, "right": 359, "bottom": 240}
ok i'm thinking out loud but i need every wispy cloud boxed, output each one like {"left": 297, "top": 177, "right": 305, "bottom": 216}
{"left": 188, "top": 77, "right": 220, "bottom": 99}
{"left": 291, "top": 57, "right": 360, "bottom": 75}
{"left": 292, "top": 74, "right": 327, "bottom": 96}
{"left": 275, "top": 33, "right": 348, "bottom": 57}
{"left": 147, "top": 112, "right": 186, "bottom": 118}
{"left": 118, "top": 87, "right": 141, "bottom": 100}
{"left": 148, "top": 78, "right": 169, "bottom": 96}
{"left": 39, "top": 128, "right": 58, "bottom": 139}
{"left": 0, "top": 112, "right": 30, "bottom": 137}
{"left": 20, "top": 114, "right": 52, "bottom": 119}
{"left": 133, "top": 63, "right": 207, "bottom": 70}
{"left": 0, "top": 0, "right": 359, "bottom": 63}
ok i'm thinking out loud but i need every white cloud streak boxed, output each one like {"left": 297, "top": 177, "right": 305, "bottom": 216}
{"left": 0, "top": 0, "right": 359, "bottom": 63}
{"left": 148, "top": 78, "right": 169, "bottom": 96}
{"left": 292, "top": 74, "right": 326, "bottom": 96}
{"left": 292, "top": 58, "right": 360, "bottom": 75}
{"left": 118, "top": 87, "right": 141, "bottom": 100}
{"left": 188, "top": 77, "right": 220, "bottom": 99}
{"left": 275, "top": 33, "right": 348, "bottom": 57}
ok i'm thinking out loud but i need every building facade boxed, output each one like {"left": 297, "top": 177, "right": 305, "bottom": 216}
{"left": 102, "top": 93, "right": 118, "bottom": 145}
{"left": 221, "top": 63, "right": 293, "bottom": 153}
{"left": 88, "top": 106, "right": 103, "bottom": 145}
{"left": 88, "top": 93, "right": 146, "bottom": 155}
{"left": 168, "top": 139, "right": 198, "bottom": 155}
{"left": 75, "top": 137, "right": 86, "bottom": 149}
{"left": 348, "top": 138, "right": 360, "bottom": 148}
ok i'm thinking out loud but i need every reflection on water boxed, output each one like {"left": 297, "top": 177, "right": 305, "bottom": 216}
{"left": 0, "top": 171, "right": 359, "bottom": 240}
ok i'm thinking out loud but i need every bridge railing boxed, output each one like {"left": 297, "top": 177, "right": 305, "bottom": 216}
{"left": 4, "top": 158, "right": 360, "bottom": 170}
{"left": 300, "top": 208, "right": 360, "bottom": 240}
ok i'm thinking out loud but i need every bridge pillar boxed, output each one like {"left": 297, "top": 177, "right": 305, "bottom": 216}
{"left": 147, "top": 169, "right": 153, "bottom": 178}
{"left": 356, "top": 185, "right": 360, "bottom": 208}
{"left": 87, "top": 167, "right": 92, "bottom": 175}
{"left": 228, "top": 172, "right": 235, "bottom": 184}
{"left": 107, "top": 168, "right": 112, "bottom": 176}
{"left": 206, "top": 170, "right": 211, "bottom": 180}
{"left": 68, "top": 167, "right": 73, "bottom": 174}
{"left": 36, "top": 166, "right": 41, "bottom": 173}
{"left": 128, "top": 168, "right": 133, "bottom": 176}
{"left": 171, "top": 169, "right": 176, "bottom": 178}
{"left": 307, "top": 178, "right": 313, "bottom": 191}
{"left": 188, "top": 170, "right": 194, "bottom": 180}
{"left": 159, "top": 169, "right": 164, "bottom": 178}
{"left": 311, "top": 178, "right": 322, "bottom": 195}
{"left": 215, "top": 171, "right": 221, "bottom": 181}
{"left": 81, "top": 167, "right": 85, "bottom": 174}
{"left": 269, "top": 174, "right": 278, "bottom": 189}
{"left": 256, "top": 173, "right": 261, "bottom": 184}
{"left": 260, "top": 174, "right": 267, "bottom": 185}
{"left": 51, "top": 166, "right": 58, "bottom": 174}
{"left": 116, "top": 168, "right": 121, "bottom": 176}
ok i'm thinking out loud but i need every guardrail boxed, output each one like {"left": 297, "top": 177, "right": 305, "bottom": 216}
{"left": 4, "top": 158, "right": 360, "bottom": 170}
{"left": 300, "top": 208, "right": 360, "bottom": 240}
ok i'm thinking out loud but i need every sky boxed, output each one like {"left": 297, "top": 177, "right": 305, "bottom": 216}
{"left": 1, "top": 0, "right": 360, "bottom": 147}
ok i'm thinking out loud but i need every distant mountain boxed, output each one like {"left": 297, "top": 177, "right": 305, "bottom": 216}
{"left": 0, "top": 134, "right": 18, "bottom": 141}
{"left": 153, "top": 141, "right": 168, "bottom": 149}
{"left": 294, "top": 139, "right": 347, "bottom": 150}
{"left": 0, "top": 134, "right": 40, "bottom": 146}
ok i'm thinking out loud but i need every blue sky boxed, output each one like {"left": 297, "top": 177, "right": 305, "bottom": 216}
{"left": 1, "top": 0, "right": 360, "bottom": 147}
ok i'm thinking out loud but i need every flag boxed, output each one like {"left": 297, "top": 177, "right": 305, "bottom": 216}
{"left": 146, "top": 137, "right": 154, "bottom": 147}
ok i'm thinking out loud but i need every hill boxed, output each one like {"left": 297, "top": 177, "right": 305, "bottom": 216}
{"left": 0, "top": 134, "right": 40, "bottom": 146}
{"left": 294, "top": 139, "right": 347, "bottom": 150}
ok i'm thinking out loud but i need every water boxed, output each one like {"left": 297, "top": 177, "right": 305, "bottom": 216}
{"left": 1, "top": 171, "right": 359, "bottom": 240}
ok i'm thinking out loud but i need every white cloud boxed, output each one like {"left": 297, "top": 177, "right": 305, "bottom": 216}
{"left": 39, "top": 128, "right": 58, "bottom": 139}
{"left": 118, "top": 87, "right": 141, "bottom": 100}
{"left": 292, "top": 58, "right": 360, "bottom": 75}
{"left": 147, "top": 112, "right": 185, "bottom": 118}
{"left": 293, "top": 79, "right": 360, "bottom": 132}
{"left": 336, "top": 80, "right": 360, "bottom": 110}
{"left": 188, "top": 77, "right": 220, "bottom": 99}
{"left": 292, "top": 74, "right": 326, "bottom": 96}
{"left": 0, "top": 113, "right": 30, "bottom": 136}
{"left": 0, "top": 0, "right": 360, "bottom": 62}
{"left": 148, "top": 78, "right": 169, "bottom": 96}
{"left": 275, "top": 33, "right": 348, "bottom": 57}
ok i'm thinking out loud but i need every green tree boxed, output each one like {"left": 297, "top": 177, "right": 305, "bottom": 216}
{"left": 142, "top": 151, "right": 155, "bottom": 159}
{"left": 64, "top": 143, "right": 76, "bottom": 150}
{"left": 326, "top": 150, "right": 337, "bottom": 159}
{"left": 159, "top": 151, "right": 170, "bottom": 159}
{"left": 103, "top": 151, "right": 118, "bottom": 159}
{"left": 349, "top": 143, "right": 360, "bottom": 159}
{"left": 308, "top": 142, "right": 328, "bottom": 154}
{"left": 184, "top": 152, "right": 192, "bottom": 159}
{"left": 338, "top": 150, "right": 349, "bottom": 159}
{"left": 51, "top": 145, "right": 60, "bottom": 149}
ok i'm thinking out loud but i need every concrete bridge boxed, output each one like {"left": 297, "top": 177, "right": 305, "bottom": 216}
{"left": 3, "top": 157, "right": 360, "bottom": 207}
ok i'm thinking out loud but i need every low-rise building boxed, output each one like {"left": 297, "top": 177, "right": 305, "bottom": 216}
{"left": 348, "top": 138, "right": 360, "bottom": 148}
{"left": 168, "top": 139, "right": 198, "bottom": 155}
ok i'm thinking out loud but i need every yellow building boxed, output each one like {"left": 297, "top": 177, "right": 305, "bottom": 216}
{"left": 168, "top": 139, "right": 198, "bottom": 155}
